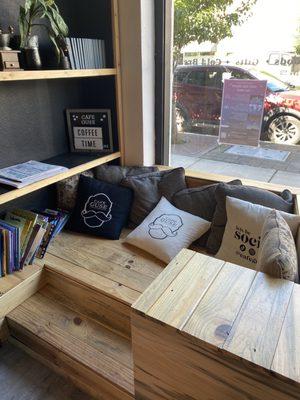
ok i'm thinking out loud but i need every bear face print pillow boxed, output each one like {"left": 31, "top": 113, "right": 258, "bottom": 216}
{"left": 125, "top": 197, "right": 211, "bottom": 263}
{"left": 68, "top": 175, "right": 133, "bottom": 240}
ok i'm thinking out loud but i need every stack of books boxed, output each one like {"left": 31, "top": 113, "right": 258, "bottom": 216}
{"left": 0, "top": 208, "right": 70, "bottom": 277}
{"left": 66, "top": 37, "right": 106, "bottom": 69}
{"left": 0, "top": 160, "right": 68, "bottom": 189}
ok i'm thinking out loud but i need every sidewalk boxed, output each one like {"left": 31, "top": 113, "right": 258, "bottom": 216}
{"left": 171, "top": 133, "right": 300, "bottom": 186}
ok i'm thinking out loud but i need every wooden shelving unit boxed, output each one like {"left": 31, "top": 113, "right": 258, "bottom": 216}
{"left": 0, "top": 68, "right": 117, "bottom": 82}
{"left": 0, "top": 151, "right": 121, "bottom": 206}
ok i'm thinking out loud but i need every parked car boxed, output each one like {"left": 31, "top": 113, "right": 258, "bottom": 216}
{"left": 173, "top": 65, "right": 300, "bottom": 144}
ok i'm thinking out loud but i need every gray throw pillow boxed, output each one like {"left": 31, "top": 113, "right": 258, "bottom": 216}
{"left": 259, "top": 210, "right": 299, "bottom": 282}
{"left": 207, "top": 182, "right": 294, "bottom": 254}
{"left": 172, "top": 179, "right": 242, "bottom": 247}
{"left": 121, "top": 168, "right": 186, "bottom": 226}
{"left": 94, "top": 165, "right": 159, "bottom": 185}
{"left": 56, "top": 170, "right": 94, "bottom": 211}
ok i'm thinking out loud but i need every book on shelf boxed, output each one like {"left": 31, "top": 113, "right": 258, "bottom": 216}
{"left": 66, "top": 37, "right": 106, "bottom": 70}
{"left": 0, "top": 160, "right": 68, "bottom": 189}
{"left": 0, "top": 208, "right": 70, "bottom": 277}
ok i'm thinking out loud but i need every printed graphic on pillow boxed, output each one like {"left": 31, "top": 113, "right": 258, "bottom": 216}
{"left": 81, "top": 193, "right": 113, "bottom": 228}
{"left": 148, "top": 214, "right": 183, "bottom": 240}
{"left": 234, "top": 225, "right": 261, "bottom": 266}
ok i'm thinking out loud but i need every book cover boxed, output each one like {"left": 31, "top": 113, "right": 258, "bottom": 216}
{"left": 0, "top": 220, "right": 19, "bottom": 272}
{"left": 70, "top": 37, "right": 80, "bottom": 69}
{"left": 5, "top": 212, "right": 27, "bottom": 251}
{"left": 23, "top": 224, "right": 46, "bottom": 267}
{"left": 12, "top": 209, "right": 38, "bottom": 257}
{"left": 66, "top": 37, "right": 75, "bottom": 69}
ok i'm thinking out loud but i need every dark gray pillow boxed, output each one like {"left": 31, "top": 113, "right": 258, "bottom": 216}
{"left": 173, "top": 179, "right": 242, "bottom": 247}
{"left": 206, "top": 182, "right": 294, "bottom": 254}
{"left": 95, "top": 165, "right": 158, "bottom": 185}
{"left": 121, "top": 168, "right": 186, "bottom": 226}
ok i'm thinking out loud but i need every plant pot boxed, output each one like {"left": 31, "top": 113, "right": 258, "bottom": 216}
{"left": 0, "top": 33, "right": 12, "bottom": 50}
{"left": 59, "top": 55, "right": 70, "bottom": 70}
{"left": 24, "top": 47, "right": 42, "bottom": 70}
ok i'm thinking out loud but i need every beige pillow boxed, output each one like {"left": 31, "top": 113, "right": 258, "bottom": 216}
{"left": 258, "top": 210, "right": 299, "bottom": 282}
{"left": 125, "top": 197, "right": 211, "bottom": 263}
{"left": 216, "top": 196, "right": 300, "bottom": 270}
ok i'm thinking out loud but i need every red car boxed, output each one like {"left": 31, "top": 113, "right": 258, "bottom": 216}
{"left": 174, "top": 65, "right": 300, "bottom": 145}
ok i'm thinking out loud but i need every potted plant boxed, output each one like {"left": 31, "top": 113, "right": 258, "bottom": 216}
{"left": 19, "top": 0, "right": 69, "bottom": 69}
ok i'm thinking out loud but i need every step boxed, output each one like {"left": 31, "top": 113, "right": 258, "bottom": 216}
{"left": 6, "top": 285, "right": 135, "bottom": 400}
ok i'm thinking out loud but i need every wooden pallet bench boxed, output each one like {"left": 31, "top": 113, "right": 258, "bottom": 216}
{"left": 132, "top": 249, "right": 300, "bottom": 400}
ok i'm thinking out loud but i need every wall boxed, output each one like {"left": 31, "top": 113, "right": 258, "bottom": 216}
{"left": 118, "top": 0, "right": 156, "bottom": 166}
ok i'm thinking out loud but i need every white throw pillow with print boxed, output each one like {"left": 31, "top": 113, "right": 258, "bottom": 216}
{"left": 216, "top": 196, "right": 300, "bottom": 270}
{"left": 125, "top": 197, "right": 211, "bottom": 263}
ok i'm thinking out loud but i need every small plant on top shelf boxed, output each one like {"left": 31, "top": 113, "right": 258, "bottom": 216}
{"left": 19, "top": 0, "right": 69, "bottom": 69}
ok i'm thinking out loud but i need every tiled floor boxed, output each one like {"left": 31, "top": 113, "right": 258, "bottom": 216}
{"left": 0, "top": 342, "right": 94, "bottom": 400}
{"left": 171, "top": 133, "right": 300, "bottom": 186}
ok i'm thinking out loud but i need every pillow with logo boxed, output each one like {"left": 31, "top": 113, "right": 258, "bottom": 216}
{"left": 207, "top": 182, "right": 294, "bottom": 254}
{"left": 125, "top": 197, "right": 211, "bottom": 263}
{"left": 95, "top": 165, "right": 159, "bottom": 185}
{"left": 216, "top": 196, "right": 300, "bottom": 270}
{"left": 68, "top": 175, "right": 133, "bottom": 240}
{"left": 121, "top": 168, "right": 187, "bottom": 227}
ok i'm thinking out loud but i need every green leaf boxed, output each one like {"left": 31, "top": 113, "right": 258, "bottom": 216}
{"left": 19, "top": 5, "right": 29, "bottom": 48}
{"left": 47, "top": 6, "right": 69, "bottom": 37}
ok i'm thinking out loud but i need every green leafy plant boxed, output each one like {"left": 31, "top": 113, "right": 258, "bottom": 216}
{"left": 19, "top": 0, "right": 68, "bottom": 60}
{"left": 174, "top": 0, "right": 257, "bottom": 65}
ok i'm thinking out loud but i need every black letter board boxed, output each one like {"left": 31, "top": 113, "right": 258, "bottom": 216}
{"left": 66, "top": 109, "right": 113, "bottom": 153}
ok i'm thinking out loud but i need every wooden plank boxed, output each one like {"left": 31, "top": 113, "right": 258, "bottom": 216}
{"left": 0, "top": 264, "right": 42, "bottom": 296}
{"left": 272, "top": 284, "right": 300, "bottom": 383}
{"left": 44, "top": 253, "right": 140, "bottom": 305}
{"left": 0, "top": 266, "right": 45, "bottom": 318}
{"left": 132, "top": 248, "right": 195, "bottom": 314}
{"left": 183, "top": 263, "right": 256, "bottom": 347}
{"left": 132, "top": 311, "right": 299, "bottom": 400}
{"left": 0, "top": 152, "right": 121, "bottom": 206}
{"left": 0, "top": 68, "right": 117, "bottom": 82}
{"left": 41, "top": 278, "right": 132, "bottom": 338}
{"left": 46, "top": 233, "right": 161, "bottom": 293}
{"left": 294, "top": 194, "right": 300, "bottom": 215}
{"left": 223, "top": 272, "right": 294, "bottom": 369}
{"left": 111, "top": 0, "right": 125, "bottom": 165}
{"left": 147, "top": 253, "right": 225, "bottom": 329}
{"left": 49, "top": 230, "right": 164, "bottom": 279}
{"left": 9, "top": 328, "right": 133, "bottom": 400}
{"left": 7, "top": 292, "right": 134, "bottom": 396}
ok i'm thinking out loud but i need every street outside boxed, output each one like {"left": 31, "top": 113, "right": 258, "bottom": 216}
{"left": 171, "top": 132, "right": 300, "bottom": 187}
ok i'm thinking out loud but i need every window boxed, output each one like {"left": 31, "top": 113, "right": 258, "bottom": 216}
{"left": 165, "top": 0, "right": 300, "bottom": 187}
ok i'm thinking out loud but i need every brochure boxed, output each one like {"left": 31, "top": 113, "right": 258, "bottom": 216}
{"left": 0, "top": 160, "right": 68, "bottom": 188}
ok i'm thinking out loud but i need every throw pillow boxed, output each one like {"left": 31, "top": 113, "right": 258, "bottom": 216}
{"left": 95, "top": 165, "right": 159, "bottom": 185}
{"left": 216, "top": 196, "right": 300, "bottom": 270}
{"left": 125, "top": 197, "right": 211, "bottom": 263}
{"left": 172, "top": 179, "right": 242, "bottom": 247}
{"left": 121, "top": 168, "right": 187, "bottom": 226}
{"left": 68, "top": 175, "right": 133, "bottom": 240}
{"left": 56, "top": 170, "right": 94, "bottom": 211}
{"left": 258, "top": 210, "right": 299, "bottom": 282}
{"left": 207, "top": 182, "right": 294, "bottom": 254}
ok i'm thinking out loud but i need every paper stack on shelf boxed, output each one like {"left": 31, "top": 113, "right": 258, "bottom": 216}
{"left": 66, "top": 37, "right": 106, "bottom": 69}
{"left": 0, "top": 160, "right": 68, "bottom": 189}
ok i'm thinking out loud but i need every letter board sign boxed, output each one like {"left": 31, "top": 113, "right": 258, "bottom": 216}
{"left": 66, "top": 109, "right": 113, "bottom": 153}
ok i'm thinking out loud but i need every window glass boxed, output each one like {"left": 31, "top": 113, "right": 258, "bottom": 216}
{"left": 169, "top": 0, "right": 300, "bottom": 187}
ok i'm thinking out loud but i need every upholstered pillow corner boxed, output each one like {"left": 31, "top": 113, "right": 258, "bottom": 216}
{"left": 121, "top": 168, "right": 187, "bottom": 227}
{"left": 258, "top": 209, "right": 299, "bottom": 282}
